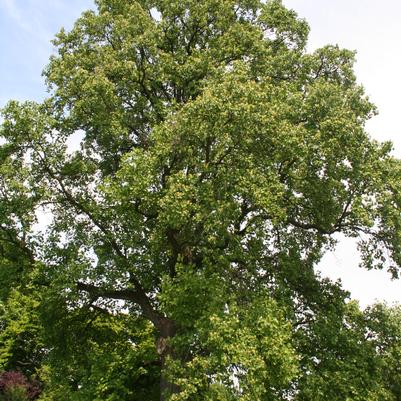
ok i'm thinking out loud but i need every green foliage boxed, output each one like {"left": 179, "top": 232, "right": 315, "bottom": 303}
{"left": 177, "top": 296, "right": 296, "bottom": 401}
{"left": 36, "top": 294, "right": 159, "bottom": 401}
{"left": 1, "top": 0, "right": 401, "bottom": 400}
{"left": 0, "top": 291, "right": 44, "bottom": 377}
{"left": 0, "top": 385, "right": 28, "bottom": 401}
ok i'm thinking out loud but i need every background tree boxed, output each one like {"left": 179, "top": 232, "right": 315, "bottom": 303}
{"left": 1, "top": 0, "right": 401, "bottom": 400}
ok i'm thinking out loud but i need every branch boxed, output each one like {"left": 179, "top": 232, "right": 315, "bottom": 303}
{"left": 29, "top": 140, "right": 176, "bottom": 337}
{"left": 287, "top": 193, "right": 355, "bottom": 235}
{"left": 287, "top": 218, "right": 333, "bottom": 235}
{"left": 77, "top": 282, "right": 173, "bottom": 335}
{"left": 0, "top": 225, "right": 36, "bottom": 265}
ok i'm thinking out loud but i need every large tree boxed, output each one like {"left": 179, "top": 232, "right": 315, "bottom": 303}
{"left": 1, "top": 0, "right": 401, "bottom": 399}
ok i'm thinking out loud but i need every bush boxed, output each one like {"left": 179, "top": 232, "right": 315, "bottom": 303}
{"left": 0, "top": 371, "right": 40, "bottom": 401}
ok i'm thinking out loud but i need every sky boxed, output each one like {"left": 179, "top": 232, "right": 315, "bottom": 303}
{"left": 0, "top": 0, "right": 400, "bottom": 307}
{"left": 0, "top": 0, "right": 94, "bottom": 105}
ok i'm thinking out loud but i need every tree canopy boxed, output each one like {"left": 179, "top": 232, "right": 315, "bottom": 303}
{"left": 1, "top": 0, "right": 401, "bottom": 400}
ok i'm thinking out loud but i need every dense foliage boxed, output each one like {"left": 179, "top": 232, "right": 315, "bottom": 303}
{"left": 1, "top": 0, "right": 401, "bottom": 400}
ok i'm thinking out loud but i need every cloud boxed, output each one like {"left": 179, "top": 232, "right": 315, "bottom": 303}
{"left": 1, "top": 0, "right": 30, "bottom": 31}
{"left": 0, "top": 0, "right": 61, "bottom": 53}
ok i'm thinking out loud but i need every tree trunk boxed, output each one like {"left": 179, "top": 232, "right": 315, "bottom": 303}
{"left": 156, "top": 318, "right": 179, "bottom": 401}
{"left": 159, "top": 347, "right": 180, "bottom": 401}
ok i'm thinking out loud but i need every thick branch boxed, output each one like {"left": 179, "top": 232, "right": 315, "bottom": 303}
{"left": 77, "top": 282, "right": 174, "bottom": 336}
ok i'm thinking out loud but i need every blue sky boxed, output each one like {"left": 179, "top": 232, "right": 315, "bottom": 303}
{"left": 0, "top": 0, "right": 94, "bottom": 105}
{"left": 1, "top": 0, "right": 400, "bottom": 306}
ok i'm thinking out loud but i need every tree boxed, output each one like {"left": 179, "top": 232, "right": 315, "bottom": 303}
{"left": 1, "top": 0, "right": 401, "bottom": 399}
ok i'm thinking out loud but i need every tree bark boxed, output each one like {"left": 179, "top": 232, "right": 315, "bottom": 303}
{"left": 157, "top": 319, "right": 179, "bottom": 401}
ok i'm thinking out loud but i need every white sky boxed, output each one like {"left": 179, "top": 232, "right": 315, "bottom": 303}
{"left": 0, "top": 0, "right": 400, "bottom": 306}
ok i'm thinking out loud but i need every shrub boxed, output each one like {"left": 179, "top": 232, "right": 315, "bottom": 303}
{"left": 0, "top": 371, "right": 40, "bottom": 401}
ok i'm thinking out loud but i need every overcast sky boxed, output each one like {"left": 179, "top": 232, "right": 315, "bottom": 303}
{"left": 0, "top": 0, "right": 400, "bottom": 307}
